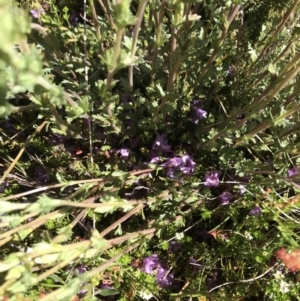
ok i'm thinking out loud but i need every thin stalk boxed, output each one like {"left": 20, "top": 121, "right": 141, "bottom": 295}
{"left": 106, "top": 28, "right": 124, "bottom": 90}
{"left": 36, "top": 249, "right": 85, "bottom": 282}
{"left": 84, "top": 0, "right": 94, "bottom": 167}
{"left": 0, "top": 210, "right": 63, "bottom": 240}
{"left": 39, "top": 239, "right": 149, "bottom": 301}
{"left": 85, "top": 234, "right": 154, "bottom": 279}
{"left": 30, "top": 23, "right": 65, "bottom": 59}
{"left": 11, "top": 104, "right": 40, "bottom": 113}
{"left": 0, "top": 279, "right": 15, "bottom": 296}
{"left": 100, "top": 204, "right": 145, "bottom": 237}
{"left": 0, "top": 212, "right": 38, "bottom": 228}
{"left": 150, "top": 0, "right": 166, "bottom": 85}
{"left": 89, "top": 0, "right": 104, "bottom": 55}
{"left": 153, "top": 2, "right": 185, "bottom": 118}
{"left": 0, "top": 237, "right": 12, "bottom": 248}
{"left": 128, "top": 0, "right": 148, "bottom": 92}
{"left": 203, "top": 4, "right": 215, "bottom": 39}
{"left": 2, "top": 168, "right": 154, "bottom": 202}
{"left": 202, "top": 61, "right": 300, "bottom": 147}
{"left": 206, "top": 51, "right": 300, "bottom": 136}
{"left": 38, "top": 199, "right": 153, "bottom": 209}
{"left": 197, "top": 5, "right": 240, "bottom": 85}
{"left": 167, "top": 3, "right": 180, "bottom": 91}
{"left": 96, "top": 0, "right": 115, "bottom": 28}
{"left": 106, "top": 27, "right": 124, "bottom": 132}
{"left": 250, "top": 0, "right": 300, "bottom": 70}
{"left": 0, "top": 120, "right": 47, "bottom": 182}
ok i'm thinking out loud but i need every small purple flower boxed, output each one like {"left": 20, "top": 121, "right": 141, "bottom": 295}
{"left": 142, "top": 254, "right": 161, "bottom": 274}
{"left": 163, "top": 155, "right": 196, "bottom": 178}
{"left": 166, "top": 168, "right": 177, "bottom": 179}
{"left": 76, "top": 265, "right": 87, "bottom": 274}
{"left": 35, "top": 166, "right": 50, "bottom": 183}
{"left": 117, "top": 147, "right": 130, "bottom": 158}
{"left": 149, "top": 150, "right": 161, "bottom": 164}
{"left": 204, "top": 172, "right": 220, "bottom": 187}
{"left": 168, "top": 241, "right": 181, "bottom": 253}
{"left": 191, "top": 100, "right": 207, "bottom": 124}
{"left": 99, "top": 284, "right": 116, "bottom": 300}
{"left": 69, "top": 12, "right": 79, "bottom": 26}
{"left": 142, "top": 255, "right": 174, "bottom": 288}
{"left": 3, "top": 119, "right": 15, "bottom": 130}
{"left": 226, "top": 66, "right": 234, "bottom": 77}
{"left": 249, "top": 206, "right": 262, "bottom": 217}
{"left": 101, "top": 284, "right": 113, "bottom": 290}
{"left": 206, "top": 276, "right": 217, "bottom": 290}
{"left": 192, "top": 99, "right": 202, "bottom": 107}
{"left": 124, "top": 180, "right": 148, "bottom": 200}
{"left": 239, "top": 186, "right": 246, "bottom": 195}
{"left": 219, "top": 191, "right": 233, "bottom": 204}
{"left": 48, "top": 133, "right": 67, "bottom": 146}
{"left": 30, "top": 8, "right": 45, "bottom": 18}
{"left": 193, "top": 108, "right": 207, "bottom": 124}
{"left": 163, "top": 157, "right": 183, "bottom": 168}
{"left": 189, "top": 257, "right": 203, "bottom": 272}
{"left": 0, "top": 181, "right": 9, "bottom": 193}
{"left": 150, "top": 156, "right": 161, "bottom": 164}
{"left": 180, "top": 155, "right": 196, "bottom": 175}
{"left": 152, "top": 134, "right": 171, "bottom": 152}
{"left": 156, "top": 267, "right": 174, "bottom": 288}
{"left": 288, "top": 167, "right": 300, "bottom": 177}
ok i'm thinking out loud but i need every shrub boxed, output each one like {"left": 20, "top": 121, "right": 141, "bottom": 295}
{"left": 1, "top": 0, "right": 300, "bottom": 300}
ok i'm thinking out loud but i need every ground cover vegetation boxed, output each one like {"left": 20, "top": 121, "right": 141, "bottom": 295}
{"left": 1, "top": 0, "right": 300, "bottom": 300}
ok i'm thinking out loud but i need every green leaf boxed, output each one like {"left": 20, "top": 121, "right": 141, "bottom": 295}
{"left": 113, "top": 0, "right": 137, "bottom": 29}
{"left": 90, "top": 229, "right": 107, "bottom": 249}
{"left": 155, "top": 83, "right": 165, "bottom": 98}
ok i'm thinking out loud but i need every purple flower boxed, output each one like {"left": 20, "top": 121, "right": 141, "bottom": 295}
{"left": 48, "top": 133, "right": 67, "bottom": 146}
{"left": 226, "top": 66, "right": 234, "bottom": 77}
{"left": 142, "top": 255, "right": 161, "bottom": 274}
{"left": 206, "top": 276, "right": 217, "bottom": 290}
{"left": 191, "top": 100, "right": 207, "bottom": 124}
{"left": 149, "top": 150, "right": 161, "bottom": 164}
{"left": 152, "top": 134, "right": 171, "bottom": 152}
{"left": 150, "top": 156, "right": 161, "bottom": 164}
{"left": 163, "top": 157, "right": 183, "bottom": 168}
{"left": 30, "top": 8, "right": 45, "bottom": 18}
{"left": 124, "top": 180, "right": 148, "bottom": 200}
{"left": 166, "top": 168, "right": 177, "bottom": 179}
{"left": 76, "top": 265, "right": 87, "bottom": 274}
{"left": 0, "top": 181, "right": 9, "bottom": 193}
{"left": 101, "top": 284, "right": 113, "bottom": 290}
{"left": 3, "top": 119, "right": 15, "bottom": 131}
{"left": 35, "top": 166, "right": 50, "bottom": 183}
{"left": 180, "top": 155, "right": 196, "bottom": 175}
{"left": 99, "top": 284, "right": 116, "bottom": 300}
{"left": 288, "top": 167, "right": 300, "bottom": 177}
{"left": 204, "top": 172, "right": 220, "bottom": 187}
{"left": 168, "top": 241, "right": 181, "bottom": 253}
{"left": 70, "top": 12, "right": 79, "bottom": 26}
{"left": 219, "top": 191, "right": 233, "bottom": 204}
{"left": 117, "top": 147, "right": 130, "bottom": 158}
{"left": 163, "top": 155, "right": 196, "bottom": 178}
{"left": 189, "top": 257, "right": 203, "bottom": 272}
{"left": 192, "top": 99, "right": 202, "bottom": 107}
{"left": 193, "top": 108, "right": 207, "bottom": 124}
{"left": 249, "top": 206, "right": 262, "bottom": 217}
{"left": 156, "top": 267, "right": 174, "bottom": 288}
{"left": 142, "top": 255, "right": 174, "bottom": 288}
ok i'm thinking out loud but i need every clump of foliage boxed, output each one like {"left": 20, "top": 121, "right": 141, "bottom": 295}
{"left": 1, "top": 0, "right": 300, "bottom": 300}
